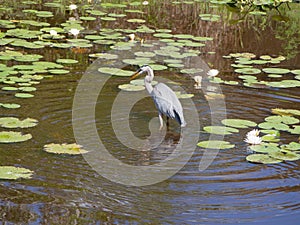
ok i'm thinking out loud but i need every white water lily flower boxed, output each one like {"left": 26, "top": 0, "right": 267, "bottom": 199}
{"left": 207, "top": 69, "right": 219, "bottom": 77}
{"left": 49, "top": 30, "right": 58, "bottom": 36}
{"left": 69, "top": 28, "right": 80, "bottom": 37}
{"left": 244, "top": 129, "right": 262, "bottom": 145}
{"left": 194, "top": 76, "right": 202, "bottom": 89}
{"left": 247, "top": 129, "right": 260, "bottom": 138}
{"left": 69, "top": 4, "right": 78, "bottom": 10}
{"left": 142, "top": 1, "right": 149, "bottom": 5}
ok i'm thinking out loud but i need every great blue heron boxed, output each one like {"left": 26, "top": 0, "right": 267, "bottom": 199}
{"left": 131, "top": 65, "right": 186, "bottom": 130}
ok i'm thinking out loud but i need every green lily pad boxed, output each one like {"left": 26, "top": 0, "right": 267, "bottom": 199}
{"left": 269, "top": 150, "right": 300, "bottom": 161}
{"left": 265, "top": 115, "right": 299, "bottom": 125}
{"left": 15, "top": 93, "right": 34, "bottom": 98}
{"left": 246, "top": 154, "right": 282, "bottom": 164}
{"left": 43, "top": 143, "right": 88, "bottom": 155}
{"left": 235, "top": 68, "right": 261, "bottom": 75}
{"left": 291, "top": 70, "right": 300, "bottom": 75}
{"left": 282, "top": 142, "right": 300, "bottom": 151}
{"left": 261, "top": 134, "right": 280, "bottom": 142}
{"left": 221, "top": 119, "right": 257, "bottom": 128}
{"left": 0, "top": 131, "right": 32, "bottom": 143}
{"left": 272, "top": 108, "right": 300, "bottom": 116}
{"left": 258, "top": 122, "right": 290, "bottom": 131}
{"left": 0, "top": 166, "right": 34, "bottom": 180}
{"left": 180, "top": 68, "right": 203, "bottom": 74}
{"left": 130, "top": 79, "right": 158, "bottom": 86}
{"left": 48, "top": 69, "right": 70, "bottom": 75}
{"left": 0, "top": 103, "right": 21, "bottom": 109}
{"left": 127, "top": 18, "right": 145, "bottom": 23}
{"left": 98, "top": 67, "right": 134, "bottom": 77}
{"left": 175, "top": 92, "right": 194, "bottom": 99}
{"left": 289, "top": 126, "right": 300, "bottom": 134}
{"left": 267, "top": 80, "right": 300, "bottom": 88}
{"left": 118, "top": 84, "right": 145, "bottom": 91}
{"left": 89, "top": 53, "right": 118, "bottom": 60}
{"left": 250, "top": 144, "right": 280, "bottom": 153}
{"left": 203, "top": 126, "right": 239, "bottom": 135}
{"left": 56, "top": 59, "right": 78, "bottom": 64}
{"left": 197, "top": 140, "right": 235, "bottom": 149}
{"left": 0, "top": 117, "right": 38, "bottom": 128}
{"left": 262, "top": 68, "right": 291, "bottom": 74}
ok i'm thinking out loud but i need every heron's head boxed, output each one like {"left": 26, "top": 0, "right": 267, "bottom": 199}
{"left": 130, "top": 65, "right": 152, "bottom": 80}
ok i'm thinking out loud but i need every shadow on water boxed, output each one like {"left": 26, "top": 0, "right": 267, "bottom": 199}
{"left": 0, "top": 0, "right": 300, "bottom": 224}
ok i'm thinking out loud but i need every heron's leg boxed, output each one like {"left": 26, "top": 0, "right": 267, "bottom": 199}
{"left": 158, "top": 113, "right": 164, "bottom": 130}
{"left": 166, "top": 117, "right": 170, "bottom": 131}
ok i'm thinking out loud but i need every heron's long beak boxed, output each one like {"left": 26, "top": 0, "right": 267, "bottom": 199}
{"left": 130, "top": 69, "right": 141, "bottom": 80}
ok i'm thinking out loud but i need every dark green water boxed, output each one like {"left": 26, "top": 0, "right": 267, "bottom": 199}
{"left": 0, "top": 1, "right": 300, "bottom": 224}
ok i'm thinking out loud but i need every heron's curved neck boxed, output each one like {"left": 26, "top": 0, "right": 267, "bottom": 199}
{"left": 144, "top": 68, "right": 154, "bottom": 94}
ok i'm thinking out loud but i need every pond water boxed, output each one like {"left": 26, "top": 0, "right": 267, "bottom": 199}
{"left": 0, "top": 0, "right": 300, "bottom": 224}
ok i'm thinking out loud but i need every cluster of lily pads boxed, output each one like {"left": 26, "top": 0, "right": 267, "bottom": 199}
{"left": 208, "top": 52, "right": 300, "bottom": 88}
{"left": 197, "top": 108, "right": 300, "bottom": 164}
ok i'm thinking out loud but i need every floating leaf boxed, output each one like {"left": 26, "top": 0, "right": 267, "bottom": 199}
{"left": 0, "top": 131, "right": 32, "bottom": 143}
{"left": 56, "top": 59, "right": 78, "bottom": 64}
{"left": 98, "top": 67, "right": 134, "bottom": 77}
{"left": 175, "top": 92, "right": 194, "bottom": 99}
{"left": 15, "top": 93, "right": 34, "bottom": 98}
{"left": 0, "top": 166, "right": 34, "bottom": 180}
{"left": 197, "top": 140, "right": 235, "bottom": 149}
{"left": 235, "top": 68, "right": 261, "bottom": 75}
{"left": 118, "top": 84, "right": 145, "bottom": 91}
{"left": 203, "top": 126, "right": 239, "bottom": 135}
{"left": 43, "top": 143, "right": 88, "bottom": 155}
{"left": 289, "top": 126, "right": 300, "bottom": 135}
{"left": 258, "top": 121, "right": 290, "bottom": 131}
{"left": 130, "top": 79, "right": 158, "bottom": 86}
{"left": 0, "top": 103, "right": 21, "bottom": 109}
{"left": 246, "top": 154, "right": 282, "bottom": 164}
{"left": 127, "top": 18, "right": 145, "bottom": 23}
{"left": 221, "top": 119, "right": 257, "bottom": 128}
{"left": 282, "top": 142, "right": 300, "bottom": 151}
{"left": 269, "top": 150, "right": 300, "bottom": 161}
{"left": 250, "top": 144, "right": 280, "bottom": 153}
{"left": 0, "top": 117, "right": 38, "bottom": 128}
{"left": 262, "top": 68, "right": 290, "bottom": 74}
{"left": 180, "top": 68, "right": 203, "bottom": 74}
{"left": 265, "top": 115, "right": 299, "bottom": 125}
{"left": 271, "top": 108, "right": 300, "bottom": 116}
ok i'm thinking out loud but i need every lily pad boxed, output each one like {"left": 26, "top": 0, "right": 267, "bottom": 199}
{"left": 118, "top": 84, "right": 145, "bottom": 91}
{"left": 269, "top": 150, "right": 300, "bottom": 161}
{"left": 235, "top": 68, "right": 261, "bottom": 75}
{"left": 197, "top": 140, "right": 235, "bottom": 149}
{"left": 282, "top": 142, "right": 300, "bottom": 151}
{"left": 250, "top": 144, "right": 280, "bottom": 153}
{"left": 56, "top": 59, "right": 78, "bottom": 64}
{"left": 98, "top": 67, "right": 134, "bottom": 77}
{"left": 221, "top": 119, "right": 257, "bottom": 128}
{"left": 203, "top": 126, "right": 239, "bottom": 135}
{"left": 289, "top": 126, "right": 300, "bottom": 135}
{"left": 0, "top": 131, "right": 32, "bottom": 143}
{"left": 0, "top": 166, "right": 34, "bottom": 180}
{"left": 0, "top": 117, "right": 38, "bottom": 128}
{"left": 175, "top": 92, "right": 194, "bottom": 99}
{"left": 265, "top": 115, "right": 299, "bottom": 125}
{"left": 262, "top": 68, "right": 290, "bottom": 74}
{"left": 246, "top": 154, "right": 282, "bottom": 164}
{"left": 15, "top": 93, "right": 34, "bottom": 98}
{"left": 258, "top": 122, "right": 290, "bottom": 131}
{"left": 0, "top": 103, "right": 21, "bottom": 109}
{"left": 272, "top": 108, "right": 300, "bottom": 116}
{"left": 43, "top": 143, "right": 88, "bottom": 155}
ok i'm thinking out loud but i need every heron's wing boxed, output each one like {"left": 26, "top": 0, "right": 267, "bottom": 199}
{"left": 151, "top": 83, "right": 186, "bottom": 126}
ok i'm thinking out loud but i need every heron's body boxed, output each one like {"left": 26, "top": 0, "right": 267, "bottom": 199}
{"left": 131, "top": 65, "right": 186, "bottom": 129}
